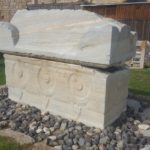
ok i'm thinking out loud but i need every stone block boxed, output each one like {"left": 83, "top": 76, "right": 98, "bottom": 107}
{"left": 0, "top": 9, "right": 134, "bottom": 129}
{"left": 4, "top": 54, "right": 129, "bottom": 128}
{"left": 0, "top": 9, "right": 136, "bottom": 68}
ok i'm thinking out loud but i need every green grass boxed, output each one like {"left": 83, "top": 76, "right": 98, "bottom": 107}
{"left": 129, "top": 69, "right": 150, "bottom": 96}
{"left": 0, "top": 136, "right": 32, "bottom": 150}
{"left": 0, "top": 55, "right": 6, "bottom": 85}
{"left": 0, "top": 136, "right": 22, "bottom": 150}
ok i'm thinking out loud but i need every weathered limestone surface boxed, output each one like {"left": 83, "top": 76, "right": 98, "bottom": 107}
{"left": 0, "top": 10, "right": 134, "bottom": 128}
{"left": 4, "top": 54, "right": 129, "bottom": 128}
{"left": 0, "top": 9, "right": 136, "bottom": 67}
{"left": 0, "top": 22, "right": 19, "bottom": 50}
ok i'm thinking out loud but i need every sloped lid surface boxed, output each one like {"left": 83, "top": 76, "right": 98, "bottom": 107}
{"left": 0, "top": 9, "right": 136, "bottom": 67}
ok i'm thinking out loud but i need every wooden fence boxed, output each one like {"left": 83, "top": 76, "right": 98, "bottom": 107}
{"left": 27, "top": 2, "right": 150, "bottom": 41}
{"left": 82, "top": 3, "right": 150, "bottom": 41}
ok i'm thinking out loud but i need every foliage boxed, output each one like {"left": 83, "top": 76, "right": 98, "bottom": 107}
{"left": 0, "top": 56, "right": 6, "bottom": 85}
{"left": 0, "top": 136, "right": 22, "bottom": 150}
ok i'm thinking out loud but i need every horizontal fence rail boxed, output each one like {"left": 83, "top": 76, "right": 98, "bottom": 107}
{"left": 82, "top": 3, "right": 150, "bottom": 41}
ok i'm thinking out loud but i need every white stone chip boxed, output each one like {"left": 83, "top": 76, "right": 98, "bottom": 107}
{"left": 140, "top": 145, "right": 150, "bottom": 150}
{"left": 138, "top": 124, "right": 150, "bottom": 130}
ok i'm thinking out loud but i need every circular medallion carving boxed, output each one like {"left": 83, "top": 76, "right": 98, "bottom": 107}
{"left": 18, "top": 70, "right": 23, "bottom": 78}
{"left": 38, "top": 67, "right": 55, "bottom": 96}
{"left": 69, "top": 73, "right": 92, "bottom": 104}
{"left": 13, "top": 62, "right": 29, "bottom": 88}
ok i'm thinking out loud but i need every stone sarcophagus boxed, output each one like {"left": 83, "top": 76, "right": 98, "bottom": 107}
{"left": 0, "top": 10, "right": 136, "bottom": 129}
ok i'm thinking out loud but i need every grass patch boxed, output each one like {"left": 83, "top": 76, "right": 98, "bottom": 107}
{"left": 0, "top": 136, "right": 33, "bottom": 150}
{"left": 0, "top": 136, "right": 21, "bottom": 150}
{"left": 129, "top": 69, "right": 150, "bottom": 96}
{"left": 0, "top": 55, "right": 6, "bottom": 85}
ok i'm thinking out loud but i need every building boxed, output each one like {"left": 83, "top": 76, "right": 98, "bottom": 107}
{"left": 1, "top": 0, "right": 150, "bottom": 21}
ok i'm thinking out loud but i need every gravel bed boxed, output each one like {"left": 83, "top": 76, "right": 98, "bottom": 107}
{"left": 0, "top": 87, "right": 150, "bottom": 150}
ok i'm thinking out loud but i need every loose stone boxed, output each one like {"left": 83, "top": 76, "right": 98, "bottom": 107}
{"left": 54, "top": 122, "right": 61, "bottom": 129}
{"left": 0, "top": 121, "right": 8, "bottom": 129}
{"left": 43, "top": 115, "right": 50, "bottom": 122}
{"left": 43, "top": 127, "right": 51, "bottom": 135}
{"left": 72, "top": 145, "right": 79, "bottom": 150}
{"left": 138, "top": 124, "right": 150, "bottom": 130}
{"left": 50, "top": 127, "right": 55, "bottom": 132}
{"left": 36, "top": 128, "right": 43, "bottom": 134}
{"left": 86, "top": 131, "right": 93, "bottom": 137}
{"left": 60, "top": 121, "right": 68, "bottom": 131}
{"left": 48, "top": 136, "right": 57, "bottom": 141}
{"left": 54, "top": 145, "right": 62, "bottom": 150}
{"left": 99, "top": 136, "right": 110, "bottom": 145}
{"left": 29, "top": 121, "right": 37, "bottom": 131}
{"left": 9, "top": 121, "right": 17, "bottom": 130}
{"left": 78, "top": 137, "right": 85, "bottom": 146}
{"left": 117, "top": 140, "right": 125, "bottom": 150}
{"left": 134, "top": 120, "right": 141, "bottom": 125}
{"left": 75, "top": 125, "right": 82, "bottom": 131}
{"left": 85, "top": 142, "right": 92, "bottom": 147}
{"left": 65, "top": 138, "right": 73, "bottom": 146}
{"left": 94, "top": 128, "right": 101, "bottom": 134}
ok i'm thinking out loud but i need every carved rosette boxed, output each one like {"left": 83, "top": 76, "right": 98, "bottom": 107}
{"left": 12, "top": 62, "right": 29, "bottom": 88}
{"left": 38, "top": 67, "right": 55, "bottom": 96}
{"left": 69, "top": 73, "right": 92, "bottom": 105}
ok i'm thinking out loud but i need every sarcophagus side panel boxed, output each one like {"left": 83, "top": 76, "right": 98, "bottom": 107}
{"left": 4, "top": 54, "right": 129, "bottom": 128}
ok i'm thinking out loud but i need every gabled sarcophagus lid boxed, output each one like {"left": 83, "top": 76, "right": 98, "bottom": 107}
{"left": 0, "top": 9, "right": 136, "bottom": 68}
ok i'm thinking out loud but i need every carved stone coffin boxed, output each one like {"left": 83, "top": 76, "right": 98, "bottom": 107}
{"left": 4, "top": 54, "right": 129, "bottom": 129}
{"left": 0, "top": 9, "right": 134, "bottom": 128}
{"left": 0, "top": 9, "right": 136, "bottom": 68}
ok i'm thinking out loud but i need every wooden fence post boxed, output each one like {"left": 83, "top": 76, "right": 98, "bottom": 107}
{"left": 140, "top": 41, "right": 147, "bottom": 69}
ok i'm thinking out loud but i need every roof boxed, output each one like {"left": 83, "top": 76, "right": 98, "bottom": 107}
{"left": 81, "top": 1, "right": 150, "bottom": 7}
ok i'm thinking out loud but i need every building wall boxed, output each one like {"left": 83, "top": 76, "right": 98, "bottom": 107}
{"left": 0, "top": 0, "right": 32, "bottom": 21}
{"left": 0, "top": 0, "right": 80, "bottom": 21}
